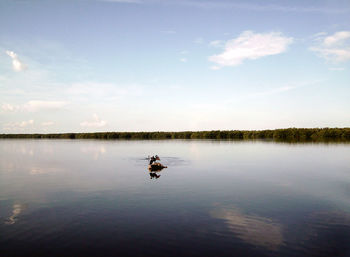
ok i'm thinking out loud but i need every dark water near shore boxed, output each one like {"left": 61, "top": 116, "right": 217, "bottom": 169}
{"left": 0, "top": 139, "right": 350, "bottom": 257}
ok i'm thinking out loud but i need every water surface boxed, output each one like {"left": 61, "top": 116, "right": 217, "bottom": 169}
{"left": 0, "top": 139, "right": 350, "bottom": 256}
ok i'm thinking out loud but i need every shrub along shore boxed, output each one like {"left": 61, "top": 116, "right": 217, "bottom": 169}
{"left": 1, "top": 128, "right": 350, "bottom": 142}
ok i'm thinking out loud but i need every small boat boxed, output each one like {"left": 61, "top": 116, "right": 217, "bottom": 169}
{"left": 148, "top": 162, "right": 167, "bottom": 171}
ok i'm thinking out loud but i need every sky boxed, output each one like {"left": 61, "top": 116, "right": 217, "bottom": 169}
{"left": 0, "top": 0, "right": 350, "bottom": 133}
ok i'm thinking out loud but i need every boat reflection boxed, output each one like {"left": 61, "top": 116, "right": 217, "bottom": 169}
{"left": 149, "top": 171, "right": 161, "bottom": 179}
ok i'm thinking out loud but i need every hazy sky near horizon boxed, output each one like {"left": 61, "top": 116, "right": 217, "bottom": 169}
{"left": 1, "top": 0, "right": 350, "bottom": 133}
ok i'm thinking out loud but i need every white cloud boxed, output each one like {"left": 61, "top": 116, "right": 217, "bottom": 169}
{"left": 310, "top": 31, "right": 350, "bottom": 63}
{"left": 3, "top": 120, "right": 34, "bottom": 131}
{"left": 209, "top": 40, "right": 224, "bottom": 48}
{"left": 1, "top": 103, "right": 19, "bottom": 112}
{"left": 248, "top": 80, "right": 323, "bottom": 99}
{"left": 19, "top": 120, "right": 34, "bottom": 127}
{"left": 324, "top": 31, "right": 350, "bottom": 46}
{"left": 210, "top": 66, "right": 221, "bottom": 70}
{"left": 1, "top": 101, "right": 67, "bottom": 113}
{"left": 209, "top": 31, "right": 293, "bottom": 68}
{"left": 180, "top": 50, "right": 189, "bottom": 55}
{"left": 252, "top": 85, "right": 299, "bottom": 97}
{"left": 194, "top": 37, "right": 204, "bottom": 44}
{"left": 80, "top": 114, "right": 107, "bottom": 128}
{"left": 41, "top": 121, "right": 54, "bottom": 126}
{"left": 329, "top": 67, "right": 345, "bottom": 71}
{"left": 66, "top": 82, "right": 142, "bottom": 102}
{"left": 24, "top": 100, "right": 67, "bottom": 112}
{"left": 180, "top": 58, "right": 187, "bottom": 62}
{"left": 5, "top": 50, "right": 27, "bottom": 71}
{"left": 311, "top": 32, "right": 327, "bottom": 40}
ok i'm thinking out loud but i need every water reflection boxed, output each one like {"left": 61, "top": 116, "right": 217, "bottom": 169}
{"left": 149, "top": 171, "right": 161, "bottom": 179}
{"left": 132, "top": 156, "right": 188, "bottom": 168}
{"left": 0, "top": 140, "right": 349, "bottom": 256}
{"left": 5, "top": 204, "right": 24, "bottom": 225}
{"left": 211, "top": 205, "right": 284, "bottom": 250}
{"left": 304, "top": 210, "right": 350, "bottom": 241}
{"left": 310, "top": 210, "right": 350, "bottom": 225}
{"left": 29, "top": 167, "right": 65, "bottom": 175}
{"left": 80, "top": 145, "right": 106, "bottom": 160}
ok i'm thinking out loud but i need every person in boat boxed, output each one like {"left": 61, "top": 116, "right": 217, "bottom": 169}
{"left": 149, "top": 155, "right": 156, "bottom": 165}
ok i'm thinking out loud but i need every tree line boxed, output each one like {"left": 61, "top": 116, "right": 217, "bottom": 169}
{"left": 1, "top": 128, "right": 350, "bottom": 142}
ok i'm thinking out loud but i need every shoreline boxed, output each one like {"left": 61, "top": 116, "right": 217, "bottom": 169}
{"left": 1, "top": 128, "right": 349, "bottom": 142}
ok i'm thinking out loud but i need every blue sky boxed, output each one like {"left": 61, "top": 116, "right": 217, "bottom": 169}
{"left": 1, "top": 0, "right": 350, "bottom": 133}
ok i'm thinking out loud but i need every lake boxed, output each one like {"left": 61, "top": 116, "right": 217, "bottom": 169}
{"left": 0, "top": 139, "right": 350, "bottom": 257}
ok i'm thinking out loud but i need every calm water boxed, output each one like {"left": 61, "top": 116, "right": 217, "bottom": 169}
{"left": 0, "top": 139, "right": 350, "bottom": 257}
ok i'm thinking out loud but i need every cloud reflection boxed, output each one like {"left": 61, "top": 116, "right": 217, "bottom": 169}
{"left": 5, "top": 204, "right": 24, "bottom": 225}
{"left": 211, "top": 206, "right": 284, "bottom": 250}
{"left": 29, "top": 167, "right": 64, "bottom": 175}
{"left": 309, "top": 210, "right": 350, "bottom": 227}
{"left": 80, "top": 145, "right": 106, "bottom": 160}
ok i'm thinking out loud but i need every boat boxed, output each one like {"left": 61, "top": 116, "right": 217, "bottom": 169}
{"left": 148, "top": 162, "right": 167, "bottom": 171}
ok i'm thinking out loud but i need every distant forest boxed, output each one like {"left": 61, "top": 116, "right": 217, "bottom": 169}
{"left": 1, "top": 128, "right": 350, "bottom": 142}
